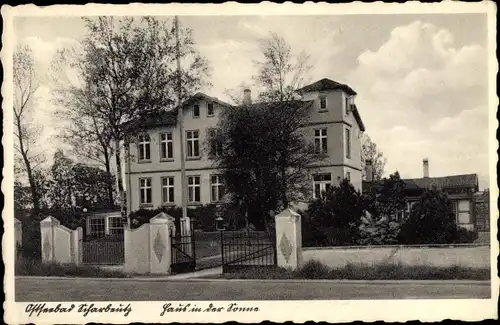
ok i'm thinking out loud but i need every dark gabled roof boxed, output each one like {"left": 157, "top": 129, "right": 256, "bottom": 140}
{"left": 362, "top": 174, "right": 479, "bottom": 193}
{"left": 404, "top": 174, "right": 479, "bottom": 190}
{"left": 296, "top": 78, "right": 357, "bottom": 96}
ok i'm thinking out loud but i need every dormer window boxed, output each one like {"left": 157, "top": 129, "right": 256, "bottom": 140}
{"left": 193, "top": 104, "right": 200, "bottom": 118}
{"left": 207, "top": 102, "right": 214, "bottom": 117}
{"left": 345, "top": 95, "right": 354, "bottom": 114}
{"left": 319, "top": 96, "right": 327, "bottom": 110}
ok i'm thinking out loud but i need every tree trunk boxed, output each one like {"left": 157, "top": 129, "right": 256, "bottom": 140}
{"left": 104, "top": 151, "right": 114, "bottom": 208}
{"left": 24, "top": 157, "right": 40, "bottom": 215}
{"left": 114, "top": 141, "right": 127, "bottom": 224}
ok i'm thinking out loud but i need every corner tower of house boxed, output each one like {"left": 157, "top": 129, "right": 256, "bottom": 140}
{"left": 295, "top": 78, "right": 366, "bottom": 195}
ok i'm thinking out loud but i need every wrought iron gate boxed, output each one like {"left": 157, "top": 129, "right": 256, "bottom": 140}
{"left": 170, "top": 220, "right": 196, "bottom": 273}
{"left": 221, "top": 229, "right": 277, "bottom": 273}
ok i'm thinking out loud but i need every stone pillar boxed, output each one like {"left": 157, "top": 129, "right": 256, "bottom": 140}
{"left": 72, "top": 227, "right": 83, "bottom": 265}
{"left": 149, "top": 212, "right": 172, "bottom": 274}
{"left": 40, "top": 216, "right": 60, "bottom": 263}
{"left": 15, "top": 218, "right": 22, "bottom": 248}
{"left": 275, "top": 209, "right": 302, "bottom": 270}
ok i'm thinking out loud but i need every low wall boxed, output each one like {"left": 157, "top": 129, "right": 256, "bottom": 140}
{"left": 302, "top": 244, "right": 490, "bottom": 269}
{"left": 40, "top": 216, "right": 83, "bottom": 265}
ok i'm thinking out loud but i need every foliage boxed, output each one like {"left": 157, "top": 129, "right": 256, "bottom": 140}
{"left": 128, "top": 204, "right": 231, "bottom": 232}
{"left": 303, "top": 179, "right": 366, "bottom": 246}
{"left": 46, "top": 150, "right": 117, "bottom": 214}
{"left": 361, "top": 133, "right": 386, "bottom": 181}
{"left": 212, "top": 32, "right": 317, "bottom": 230}
{"left": 398, "top": 187, "right": 458, "bottom": 244}
{"left": 358, "top": 172, "right": 407, "bottom": 245}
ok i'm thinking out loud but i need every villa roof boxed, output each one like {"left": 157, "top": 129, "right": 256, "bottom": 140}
{"left": 296, "top": 78, "right": 357, "bottom": 96}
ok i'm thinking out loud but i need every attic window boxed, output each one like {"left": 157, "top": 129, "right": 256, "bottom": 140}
{"left": 319, "top": 97, "right": 327, "bottom": 110}
{"left": 193, "top": 104, "right": 200, "bottom": 118}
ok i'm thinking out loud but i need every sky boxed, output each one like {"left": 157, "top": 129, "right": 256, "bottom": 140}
{"left": 13, "top": 13, "right": 491, "bottom": 189}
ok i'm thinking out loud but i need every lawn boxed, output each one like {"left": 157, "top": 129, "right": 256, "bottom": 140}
{"left": 206, "top": 260, "right": 491, "bottom": 280}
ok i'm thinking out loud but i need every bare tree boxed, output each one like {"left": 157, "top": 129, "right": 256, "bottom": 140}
{"left": 57, "top": 17, "right": 211, "bottom": 223}
{"left": 361, "top": 133, "right": 387, "bottom": 181}
{"left": 254, "top": 32, "right": 311, "bottom": 102}
{"left": 13, "top": 45, "right": 45, "bottom": 214}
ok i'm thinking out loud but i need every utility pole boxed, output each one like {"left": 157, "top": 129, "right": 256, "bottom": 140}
{"left": 176, "top": 15, "right": 188, "bottom": 233}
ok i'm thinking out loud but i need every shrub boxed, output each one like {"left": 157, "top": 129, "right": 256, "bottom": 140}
{"left": 302, "top": 180, "right": 365, "bottom": 246}
{"left": 453, "top": 228, "right": 479, "bottom": 244}
{"left": 293, "top": 260, "right": 331, "bottom": 279}
{"left": 398, "top": 187, "right": 457, "bottom": 244}
{"left": 15, "top": 259, "right": 128, "bottom": 278}
{"left": 128, "top": 204, "right": 224, "bottom": 231}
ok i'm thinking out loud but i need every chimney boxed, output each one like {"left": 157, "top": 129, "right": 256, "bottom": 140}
{"left": 243, "top": 88, "right": 252, "bottom": 105}
{"left": 365, "top": 159, "right": 373, "bottom": 182}
{"left": 423, "top": 158, "right": 429, "bottom": 178}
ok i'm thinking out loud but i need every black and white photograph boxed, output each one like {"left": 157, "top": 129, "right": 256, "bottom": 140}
{"left": 2, "top": 2, "right": 498, "bottom": 324}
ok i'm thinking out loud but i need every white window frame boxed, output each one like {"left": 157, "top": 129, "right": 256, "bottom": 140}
{"left": 314, "top": 128, "right": 328, "bottom": 154}
{"left": 193, "top": 104, "right": 200, "bottom": 118}
{"left": 210, "top": 175, "right": 225, "bottom": 202}
{"left": 188, "top": 175, "right": 201, "bottom": 203}
{"left": 161, "top": 177, "right": 175, "bottom": 204}
{"left": 107, "top": 216, "right": 123, "bottom": 236}
{"left": 319, "top": 96, "right": 327, "bottom": 110}
{"left": 160, "top": 132, "right": 173, "bottom": 160}
{"left": 139, "top": 177, "right": 152, "bottom": 205}
{"left": 457, "top": 200, "right": 472, "bottom": 224}
{"left": 88, "top": 217, "right": 106, "bottom": 238}
{"left": 345, "top": 127, "right": 351, "bottom": 159}
{"left": 207, "top": 102, "right": 214, "bottom": 117}
{"left": 313, "top": 173, "right": 332, "bottom": 199}
{"left": 186, "top": 130, "right": 200, "bottom": 158}
{"left": 346, "top": 171, "right": 351, "bottom": 182}
{"left": 138, "top": 134, "right": 151, "bottom": 161}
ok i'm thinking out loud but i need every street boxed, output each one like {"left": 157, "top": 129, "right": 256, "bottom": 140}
{"left": 15, "top": 277, "right": 491, "bottom": 301}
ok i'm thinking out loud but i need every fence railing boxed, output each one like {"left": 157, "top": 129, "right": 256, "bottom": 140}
{"left": 82, "top": 236, "right": 124, "bottom": 265}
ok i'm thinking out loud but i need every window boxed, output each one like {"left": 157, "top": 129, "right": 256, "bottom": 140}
{"left": 193, "top": 104, "right": 200, "bottom": 118}
{"left": 319, "top": 96, "right": 327, "bottom": 110}
{"left": 457, "top": 200, "right": 472, "bottom": 224}
{"left": 314, "top": 128, "right": 328, "bottom": 154}
{"left": 188, "top": 176, "right": 201, "bottom": 203}
{"left": 161, "top": 177, "right": 175, "bottom": 204}
{"left": 160, "top": 132, "right": 173, "bottom": 160}
{"left": 89, "top": 217, "right": 105, "bottom": 237}
{"left": 211, "top": 175, "right": 225, "bottom": 202}
{"left": 209, "top": 129, "right": 223, "bottom": 157}
{"left": 313, "top": 173, "right": 332, "bottom": 199}
{"left": 138, "top": 134, "right": 151, "bottom": 161}
{"left": 346, "top": 172, "right": 351, "bottom": 181}
{"left": 186, "top": 130, "right": 200, "bottom": 158}
{"left": 108, "top": 216, "right": 123, "bottom": 236}
{"left": 139, "top": 178, "right": 152, "bottom": 205}
{"left": 345, "top": 128, "right": 351, "bottom": 159}
{"left": 207, "top": 102, "right": 214, "bottom": 117}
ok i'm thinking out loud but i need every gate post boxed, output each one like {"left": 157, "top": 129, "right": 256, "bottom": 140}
{"left": 72, "top": 227, "right": 83, "bottom": 265}
{"left": 275, "top": 209, "right": 302, "bottom": 270}
{"left": 40, "top": 216, "right": 59, "bottom": 263}
{"left": 149, "top": 212, "right": 172, "bottom": 275}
